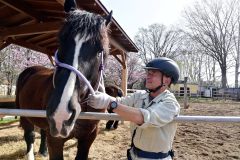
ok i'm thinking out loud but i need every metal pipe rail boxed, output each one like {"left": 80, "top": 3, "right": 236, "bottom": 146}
{"left": 0, "top": 108, "right": 240, "bottom": 123}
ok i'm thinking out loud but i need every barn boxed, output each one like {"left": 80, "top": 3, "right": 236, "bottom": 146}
{"left": 171, "top": 82, "right": 199, "bottom": 97}
{"left": 0, "top": 0, "right": 138, "bottom": 105}
{"left": 0, "top": 0, "right": 138, "bottom": 94}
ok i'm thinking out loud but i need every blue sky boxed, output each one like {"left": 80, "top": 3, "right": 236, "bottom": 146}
{"left": 101, "top": 0, "right": 196, "bottom": 40}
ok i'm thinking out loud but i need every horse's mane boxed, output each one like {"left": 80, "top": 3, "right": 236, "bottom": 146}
{"left": 59, "top": 9, "right": 110, "bottom": 55}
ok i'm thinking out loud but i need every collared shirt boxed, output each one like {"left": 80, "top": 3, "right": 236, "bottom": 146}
{"left": 116, "top": 90, "right": 180, "bottom": 159}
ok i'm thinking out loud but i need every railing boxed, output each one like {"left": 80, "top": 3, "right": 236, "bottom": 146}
{"left": 173, "top": 90, "right": 240, "bottom": 101}
{"left": 0, "top": 109, "right": 240, "bottom": 123}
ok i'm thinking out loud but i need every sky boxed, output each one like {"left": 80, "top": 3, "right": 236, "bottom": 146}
{"left": 100, "top": 0, "right": 236, "bottom": 86}
{"left": 101, "top": 0, "right": 196, "bottom": 40}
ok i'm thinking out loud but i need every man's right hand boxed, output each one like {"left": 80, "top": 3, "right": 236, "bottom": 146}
{"left": 88, "top": 91, "right": 116, "bottom": 109}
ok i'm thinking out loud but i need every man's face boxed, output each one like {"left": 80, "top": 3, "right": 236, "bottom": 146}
{"left": 145, "top": 69, "right": 162, "bottom": 90}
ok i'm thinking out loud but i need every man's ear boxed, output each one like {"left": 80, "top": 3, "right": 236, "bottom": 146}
{"left": 163, "top": 76, "right": 171, "bottom": 86}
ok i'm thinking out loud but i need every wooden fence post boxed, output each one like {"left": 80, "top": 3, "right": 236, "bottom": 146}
{"left": 184, "top": 77, "right": 189, "bottom": 109}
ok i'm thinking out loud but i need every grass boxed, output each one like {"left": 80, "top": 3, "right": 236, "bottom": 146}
{"left": 0, "top": 117, "right": 19, "bottom": 125}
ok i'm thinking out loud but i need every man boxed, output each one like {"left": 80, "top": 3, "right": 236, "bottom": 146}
{"left": 88, "top": 57, "right": 180, "bottom": 160}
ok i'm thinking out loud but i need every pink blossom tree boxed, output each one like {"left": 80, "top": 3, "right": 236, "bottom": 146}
{"left": 0, "top": 44, "right": 51, "bottom": 95}
{"left": 104, "top": 53, "right": 145, "bottom": 89}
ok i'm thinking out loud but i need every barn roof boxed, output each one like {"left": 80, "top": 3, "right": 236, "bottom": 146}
{"left": 0, "top": 0, "right": 138, "bottom": 56}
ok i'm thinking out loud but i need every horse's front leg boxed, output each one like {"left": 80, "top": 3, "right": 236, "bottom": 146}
{"left": 106, "top": 120, "right": 114, "bottom": 130}
{"left": 113, "top": 120, "right": 119, "bottom": 129}
{"left": 75, "top": 127, "right": 98, "bottom": 160}
{"left": 38, "top": 129, "right": 48, "bottom": 157}
{"left": 21, "top": 117, "right": 35, "bottom": 160}
{"left": 46, "top": 133, "right": 65, "bottom": 160}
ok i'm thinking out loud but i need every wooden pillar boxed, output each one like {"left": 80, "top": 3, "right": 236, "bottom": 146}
{"left": 121, "top": 51, "right": 128, "bottom": 96}
{"left": 121, "top": 66, "right": 128, "bottom": 96}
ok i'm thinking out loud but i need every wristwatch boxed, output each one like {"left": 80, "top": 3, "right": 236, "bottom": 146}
{"left": 108, "top": 101, "right": 118, "bottom": 112}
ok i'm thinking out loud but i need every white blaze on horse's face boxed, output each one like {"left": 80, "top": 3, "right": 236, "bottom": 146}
{"left": 52, "top": 34, "right": 90, "bottom": 137}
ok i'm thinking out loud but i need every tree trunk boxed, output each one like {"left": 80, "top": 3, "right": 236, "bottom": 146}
{"left": 213, "top": 60, "right": 216, "bottom": 84}
{"left": 235, "top": 22, "right": 240, "bottom": 88}
{"left": 235, "top": 59, "right": 239, "bottom": 88}
{"left": 221, "top": 66, "right": 227, "bottom": 88}
{"left": 7, "top": 85, "right": 12, "bottom": 96}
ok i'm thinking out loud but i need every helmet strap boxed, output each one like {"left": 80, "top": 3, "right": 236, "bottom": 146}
{"left": 146, "top": 84, "right": 163, "bottom": 93}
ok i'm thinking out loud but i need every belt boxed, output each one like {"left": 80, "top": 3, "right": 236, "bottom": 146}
{"left": 127, "top": 146, "right": 174, "bottom": 159}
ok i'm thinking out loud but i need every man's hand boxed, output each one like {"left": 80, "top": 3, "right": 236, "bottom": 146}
{"left": 88, "top": 91, "right": 115, "bottom": 109}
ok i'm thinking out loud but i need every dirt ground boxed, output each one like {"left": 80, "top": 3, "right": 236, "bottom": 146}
{"left": 0, "top": 101, "right": 239, "bottom": 160}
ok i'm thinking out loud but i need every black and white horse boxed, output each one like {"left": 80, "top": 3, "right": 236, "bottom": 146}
{"left": 15, "top": 0, "right": 112, "bottom": 159}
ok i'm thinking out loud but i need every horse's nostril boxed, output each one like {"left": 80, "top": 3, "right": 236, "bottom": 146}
{"left": 50, "top": 126, "right": 59, "bottom": 137}
{"left": 68, "top": 109, "right": 77, "bottom": 122}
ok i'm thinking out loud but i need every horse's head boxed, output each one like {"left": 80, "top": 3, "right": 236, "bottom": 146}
{"left": 47, "top": 0, "right": 112, "bottom": 138}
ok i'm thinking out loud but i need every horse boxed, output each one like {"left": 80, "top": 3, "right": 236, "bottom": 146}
{"left": 15, "top": 0, "right": 112, "bottom": 159}
{"left": 105, "top": 84, "right": 123, "bottom": 130}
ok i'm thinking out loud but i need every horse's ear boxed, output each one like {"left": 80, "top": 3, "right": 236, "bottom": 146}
{"left": 105, "top": 10, "right": 113, "bottom": 26}
{"left": 64, "top": 0, "right": 77, "bottom": 13}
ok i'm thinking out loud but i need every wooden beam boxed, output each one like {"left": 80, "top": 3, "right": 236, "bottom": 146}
{"left": 37, "top": 37, "right": 57, "bottom": 46}
{"left": 121, "top": 67, "right": 128, "bottom": 96}
{"left": 113, "top": 54, "right": 125, "bottom": 68}
{"left": 26, "top": 33, "right": 53, "bottom": 43}
{"left": 1, "top": 13, "right": 30, "bottom": 26}
{"left": 121, "top": 50, "right": 128, "bottom": 96}
{"left": 0, "top": 40, "right": 10, "bottom": 50}
{"left": 0, "top": 21, "right": 62, "bottom": 39}
{"left": 0, "top": 0, "right": 45, "bottom": 21}
{"left": 7, "top": 38, "right": 53, "bottom": 55}
{"left": 56, "top": 0, "right": 64, "bottom": 6}
{"left": 45, "top": 42, "right": 58, "bottom": 48}
{"left": 120, "top": 51, "right": 126, "bottom": 68}
{"left": 110, "top": 48, "right": 118, "bottom": 53}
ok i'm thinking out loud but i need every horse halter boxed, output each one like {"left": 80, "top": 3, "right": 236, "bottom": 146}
{"left": 53, "top": 50, "right": 104, "bottom": 95}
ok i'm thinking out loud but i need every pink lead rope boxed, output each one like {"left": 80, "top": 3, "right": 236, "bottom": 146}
{"left": 54, "top": 50, "right": 105, "bottom": 95}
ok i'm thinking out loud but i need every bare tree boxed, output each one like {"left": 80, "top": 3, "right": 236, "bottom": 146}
{"left": 134, "top": 23, "right": 181, "bottom": 64}
{"left": 184, "top": 0, "right": 240, "bottom": 88}
{"left": 177, "top": 34, "right": 202, "bottom": 83}
{"left": 204, "top": 55, "right": 216, "bottom": 83}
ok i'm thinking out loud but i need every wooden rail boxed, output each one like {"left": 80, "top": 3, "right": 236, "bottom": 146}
{"left": 0, "top": 97, "right": 15, "bottom": 108}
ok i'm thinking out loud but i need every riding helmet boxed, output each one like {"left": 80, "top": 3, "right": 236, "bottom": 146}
{"left": 144, "top": 57, "right": 180, "bottom": 84}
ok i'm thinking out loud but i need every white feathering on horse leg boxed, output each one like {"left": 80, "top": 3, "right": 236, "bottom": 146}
{"left": 26, "top": 144, "right": 34, "bottom": 160}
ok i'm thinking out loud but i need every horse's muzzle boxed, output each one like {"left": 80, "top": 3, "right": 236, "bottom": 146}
{"left": 47, "top": 112, "right": 77, "bottom": 138}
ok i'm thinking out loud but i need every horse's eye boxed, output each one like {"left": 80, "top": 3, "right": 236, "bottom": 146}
{"left": 97, "top": 51, "right": 103, "bottom": 57}
{"left": 97, "top": 52, "right": 101, "bottom": 57}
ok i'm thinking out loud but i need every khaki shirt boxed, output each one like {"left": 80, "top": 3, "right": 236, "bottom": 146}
{"left": 116, "top": 90, "right": 180, "bottom": 158}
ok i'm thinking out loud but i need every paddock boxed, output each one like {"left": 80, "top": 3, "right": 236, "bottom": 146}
{"left": 0, "top": 101, "right": 239, "bottom": 160}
